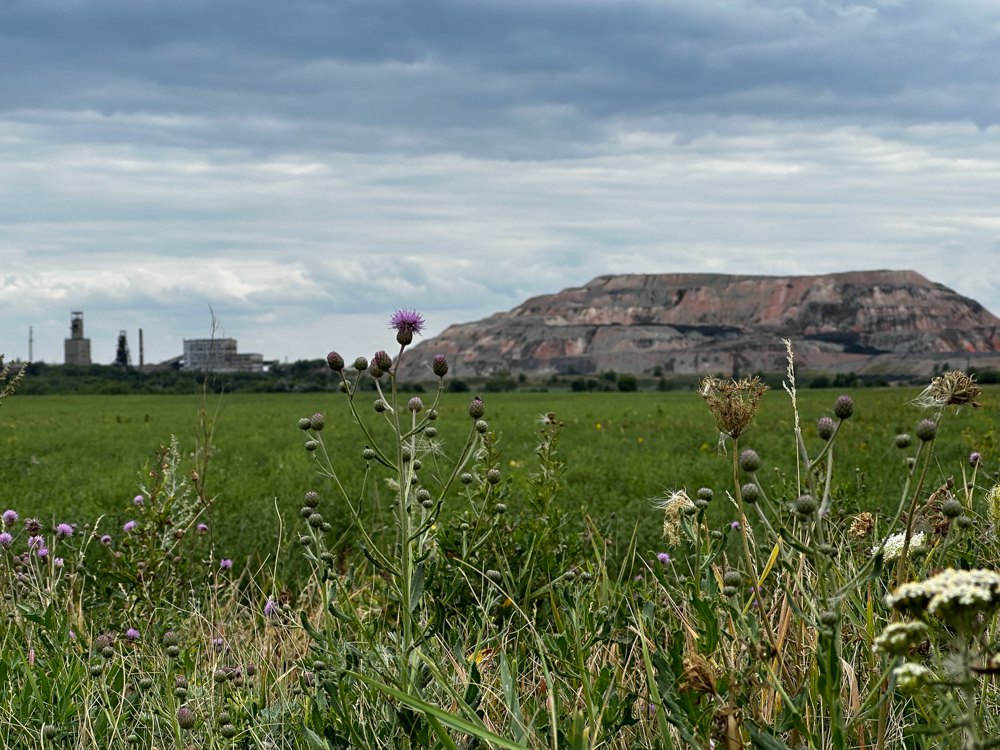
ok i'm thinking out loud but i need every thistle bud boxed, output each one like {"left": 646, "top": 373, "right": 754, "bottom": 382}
{"left": 297, "top": 417, "right": 311, "bottom": 431}
{"left": 353, "top": 356, "right": 368, "bottom": 372}
{"left": 304, "top": 491, "right": 320, "bottom": 508}
{"left": 794, "top": 494, "right": 818, "bottom": 516}
{"left": 697, "top": 487, "right": 714, "bottom": 502}
{"left": 816, "top": 416, "right": 835, "bottom": 441}
{"left": 475, "top": 419, "right": 489, "bottom": 434}
{"left": 834, "top": 394, "right": 854, "bottom": 420}
{"left": 740, "top": 482, "right": 759, "bottom": 504}
{"left": 176, "top": 706, "right": 197, "bottom": 730}
{"left": 372, "top": 350, "right": 392, "bottom": 371}
{"left": 915, "top": 418, "right": 937, "bottom": 442}
{"left": 468, "top": 397, "right": 485, "bottom": 419}
{"left": 432, "top": 354, "right": 449, "bottom": 377}
{"left": 361, "top": 447, "right": 376, "bottom": 461}
{"left": 309, "top": 413, "right": 325, "bottom": 431}
{"left": 408, "top": 396, "right": 423, "bottom": 413}
{"left": 326, "top": 351, "right": 345, "bottom": 371}
{"left": 738, "top": 449, "right": 761, "bottom": 473}
{"left": 895, "top": 433, "right": 911, "bottom": 449}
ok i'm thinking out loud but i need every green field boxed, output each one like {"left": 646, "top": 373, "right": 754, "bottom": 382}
{"left": 1, "top": 386, "right": 995, "bottom": 579}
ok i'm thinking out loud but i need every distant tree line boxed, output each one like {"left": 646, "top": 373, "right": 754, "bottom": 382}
{"left": 6, "top": 360, "right": 994, "bottom": 397}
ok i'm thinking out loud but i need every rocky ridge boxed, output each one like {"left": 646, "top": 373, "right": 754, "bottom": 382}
{"left": 401, "top": 270, "right": 1000, "bottom": 379}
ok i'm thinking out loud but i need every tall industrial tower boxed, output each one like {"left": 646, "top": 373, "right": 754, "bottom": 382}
{"left": 64, "top": 311, "right": 92, "bottom": 366}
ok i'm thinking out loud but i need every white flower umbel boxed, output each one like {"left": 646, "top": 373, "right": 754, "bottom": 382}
{"left": 886, "top": 568, "right": 1000, "bottom": 625}
{"left": 874, "top": 530, "right": 925, "bottom": 561}
{"left": 874, "top": 621, "right": 930, "bottom": 656}
{"left": 892, "top": 662, "right": 934, "bottom": 692}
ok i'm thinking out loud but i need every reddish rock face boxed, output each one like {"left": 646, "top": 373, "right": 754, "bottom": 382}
{"left": 400, "top": 270, "right": 1000, "bottom": 379}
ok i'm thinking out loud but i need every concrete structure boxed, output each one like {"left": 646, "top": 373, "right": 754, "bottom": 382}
{"left": 182, "top": 338, "right": 263, "bottom": 373}
{"left": 64, "top": 311, "right": 92, "bottom": 366}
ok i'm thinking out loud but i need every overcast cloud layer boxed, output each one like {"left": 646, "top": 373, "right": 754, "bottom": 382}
{"left": 2, "top": 0, "right": 999, "bottom": 365}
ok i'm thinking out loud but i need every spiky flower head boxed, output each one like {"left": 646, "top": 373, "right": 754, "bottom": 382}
{"left": 468, "top": 396, "right": 485, "bottom": 419}
{"left": 833, "top": 394, "right": 854, "bottom": 420}
{"left": 698, "top": 375, "right": 768, "bottom": 441}
{"left": 915, "top": 418, "right": 937, "bottom": 442}
{"left": 2, "top": 509, "right": 18, "bottom": 527}
{"left": 912, "top": 370, "right": 982, "bottom": 410}
{"left": 389, "top": 309, "right": 425, "bottom": 346}
{"left": 0, "top": 532, "right": 11, "bottom": 548}
{"left": 56, "top": 523, "right": 74, "bottom": 538}
{"left": 970, "top": 451, "right": 982, "bottom": 467}
{"left": 326, "top": 351, "right": 345, "bottom": 371}
{"left": 407, "top": 396, "right": 423, "bottom": 413}
{"left": 24, "top": 517, "right": 42, "bottom": 534}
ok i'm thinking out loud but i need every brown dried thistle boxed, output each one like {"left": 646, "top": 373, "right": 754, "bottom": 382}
{"left": 912, "top": 370, "right": 982, "bottom": 410}
{"left": 699, "top": 375, "right": 769, "bottom": 440}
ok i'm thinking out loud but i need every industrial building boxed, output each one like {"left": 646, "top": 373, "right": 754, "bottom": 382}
{"left": 182, "top": 338, "right": 263, "bottom": 373}
{"left": 64, "top": 311, "right": 92, "bottom": 365}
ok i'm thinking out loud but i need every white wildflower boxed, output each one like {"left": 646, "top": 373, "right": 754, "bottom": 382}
{"left": 892, "top": 662, "right": 934, "bottom": 692}
{"left": 886, "top": 568, "right": 1000, "bottom": 624}
{"left": 874, "top": 621, "right": 929, "bottom": 656}
{"left": 874, "top": 531, "right": 925, "bottom": 561}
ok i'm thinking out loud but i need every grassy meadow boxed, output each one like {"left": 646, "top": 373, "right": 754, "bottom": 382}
{"left": 0, "top": 386, "right": 994, "bottom": 575}
{"left": 2, "top": 364, "right": 1000, "bottom": 749}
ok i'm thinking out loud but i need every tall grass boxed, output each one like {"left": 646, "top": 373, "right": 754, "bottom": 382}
{"left": 1, "top": 333, "right": 998, "bottom": 748}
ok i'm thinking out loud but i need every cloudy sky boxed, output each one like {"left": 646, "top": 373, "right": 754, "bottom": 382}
{"left": 2, "top": 0, "right": 999, "bottom": 365}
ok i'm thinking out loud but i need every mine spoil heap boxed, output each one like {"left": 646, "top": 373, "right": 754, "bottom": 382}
{"left": 401, "top": 270, "right": 1000, "bottom": 379}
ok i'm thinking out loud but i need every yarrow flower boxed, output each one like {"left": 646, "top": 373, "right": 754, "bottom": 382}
{"left": 2, "top": 509, "right": 18, "bottom": 526}
{"left": 389, "top": 309, "right": 425, "bottom": 346}
{"left": 892, "top": 662, "right": 934, "bottom": 692}
{"left": 874, "top": 621, "right": 930, "bottom": 656}
{"left": 874, "top": 531, "right": 925, "bottom": 561}
{"left": 886, "top": 568, "right": 1000, "bottom": 624}
{"left": 56, "top": 523, "right": 74, "bottom": 538}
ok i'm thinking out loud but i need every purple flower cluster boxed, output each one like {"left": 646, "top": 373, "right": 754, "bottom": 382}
{"left": 2, "top": 509, "right": 17, "bottom": 527}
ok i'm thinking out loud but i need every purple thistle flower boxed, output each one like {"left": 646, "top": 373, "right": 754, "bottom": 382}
{"left": 656, "top": 552, "right": 671, "bottom": 565}
{"left": 389, "top": 309, "right": 425, "bottom": 336}
{"left": 27, "top": 535, "right": 44, "bottom": 549}
{"left": 0, "top": 532, "right": 12, "bottom": 548}
{"left": 36, "top": 547, "right": 48, "bottom": 558}
{"left": 212, "top": 637, "right": 224, "bottom": 652}
{"left": 197, "top": 523, "right": 208, "bottom": 534}
{"left": 3, "top": 509, "right": 18, "bottom": 527}
{"left": 123, "top": 520, "right": 137, "bottom": 532}
{"left": 133, "top": 495, "right": 144, "bottom": 506}
{"left": 100, "top": 534, "right": 112, "bottom": 545}
{"left": 53, "top": 557, "right": 64, "bottom": 568}
{"left": 56, "top": 523, "right": 74, "bottom": 538}
{"left": 125, "top": 628, "right": 141, "bottom": 641}
{"left": 730, "top": 521, "right": 741, "bottom": 530}
{"left": 263, "top": 598, "right": 278, "bottom": 617}
{"left": 220, "top": 558, "right": 233, "bottom": 570}
{"left": 970, "top": 451, "right": 982, "bottom": 467}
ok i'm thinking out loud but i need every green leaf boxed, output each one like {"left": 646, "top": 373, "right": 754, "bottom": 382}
{"left": 499, "top": 652, "right": 529, "bottom": 746}
{"left": 409, "top": 561, "right": 425, "bottom": 612}
{"left": 349, "top": 670, "right": 526, "bottom": 750}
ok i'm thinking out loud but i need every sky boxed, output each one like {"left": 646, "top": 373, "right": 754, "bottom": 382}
{"left": 2, "top": 0, "right": 1000, "bottom": 365}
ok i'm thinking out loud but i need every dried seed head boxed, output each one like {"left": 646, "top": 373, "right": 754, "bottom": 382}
{"left": 917, "top": 370, "right": 983, "bottom": 410}
{"left": 698, "top": 375, "right": 768, "bottom": 440}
